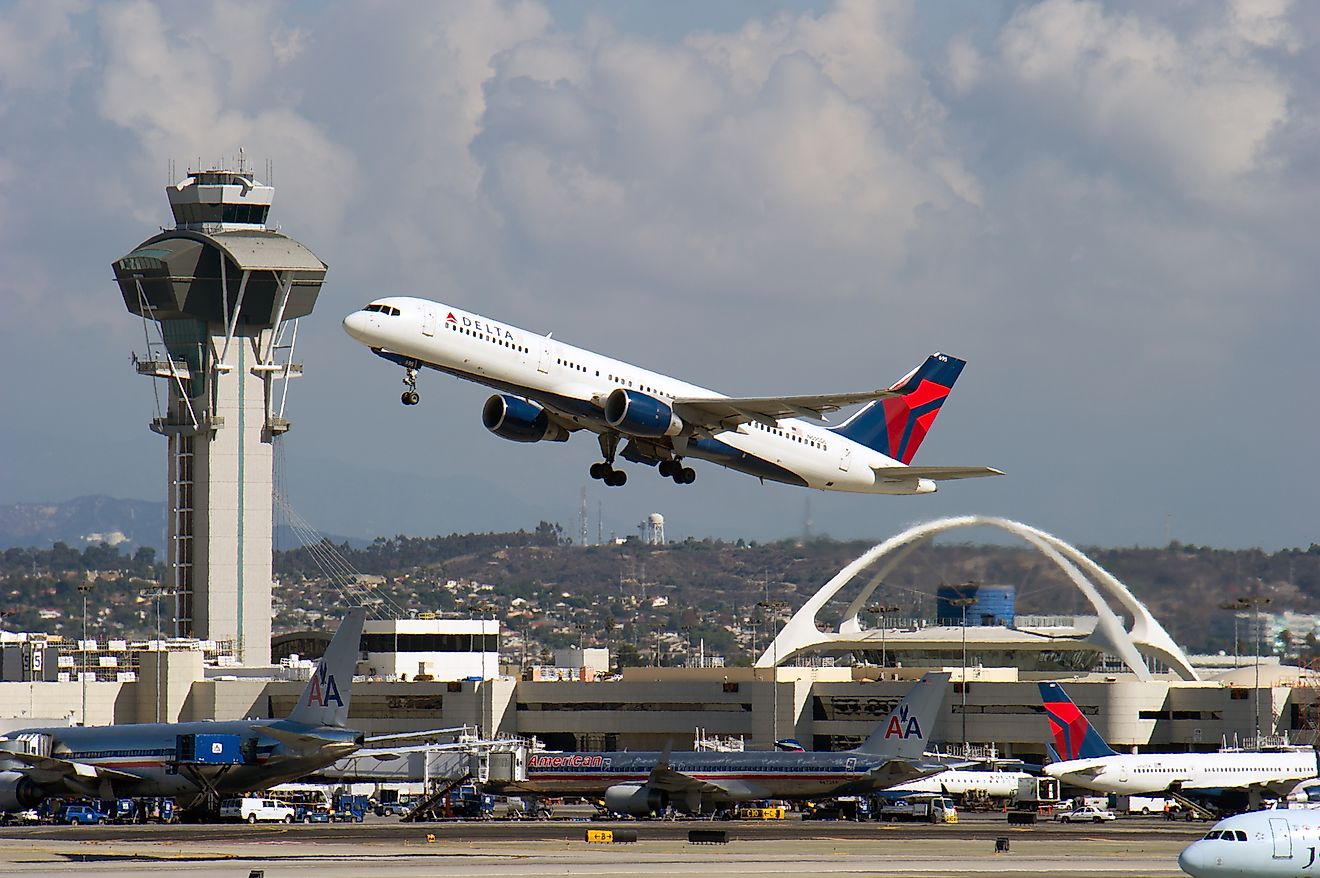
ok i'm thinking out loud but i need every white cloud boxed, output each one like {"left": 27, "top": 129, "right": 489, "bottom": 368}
{"left": 959, "top": 0, "right": 1292, "bottom": 195}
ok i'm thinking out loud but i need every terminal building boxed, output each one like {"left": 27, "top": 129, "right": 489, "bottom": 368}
{"left": 4, "top": 516, "right": 1318, "bottom": 764}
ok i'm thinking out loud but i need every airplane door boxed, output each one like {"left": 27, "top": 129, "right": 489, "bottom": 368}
{"left": 838, "top": 445, "right": 851, "bottom": 472}
{"left": 422, "top": 306, "right": 436, "bottom": 337}
{"left": 537, "top": 342, "right": 551, "bottom": 374}
{"left": 1270, "top": 817, "right": 1293, "bottom": 859}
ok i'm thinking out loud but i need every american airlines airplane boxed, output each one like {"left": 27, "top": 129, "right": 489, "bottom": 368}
{"left": 1040, "top": 682, "right": 1318, "bottom": 806}
{"left": 0, "top": 610, "right": 365, "bottom": 812}
{"left": 342, "top": 298, "right": 1001, "bottom": 491}
{"left": 1180, "top": 805, "right": 1320, "bottom": 877}
{"left": 488, "top": 673, "right": 949, "bottom": 815}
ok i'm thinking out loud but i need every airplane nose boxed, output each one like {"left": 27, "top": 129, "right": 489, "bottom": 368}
{"left": 342, "top": 310, "right": 370, "bottom": 342}
{"left": 1177, "top": 842, "right": 1211, "bottom": 877}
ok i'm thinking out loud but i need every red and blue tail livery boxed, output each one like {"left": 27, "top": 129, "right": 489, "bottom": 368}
{"left": 1039, "top": 682, "right": 1119, "bottom": 761}
{"left": 831, "top": 354, "right": 964, "bottom": 464}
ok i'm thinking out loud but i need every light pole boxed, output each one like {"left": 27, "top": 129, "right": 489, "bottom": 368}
{"left": 949, "top": 595, "right": 978, "bottom": 750}
{"left": 1222, "top": 595, "right": 1273, "bottom": 742}
{"left": 76, "top": 581, "right": 94, "bottom": 726}
{"left": 866, "top": 604, "right": 900, "bottom": 670}
{"left": 757, "top": 599, "right": 789, "bottom": 745}
{"left": 141, "top": 586, "right": 177, "bottom": 724}
{"left": 1218, "top": 601, "right": 1242, "bottom": 668}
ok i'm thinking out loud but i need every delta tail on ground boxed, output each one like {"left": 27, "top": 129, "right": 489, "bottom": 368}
{"left": 0, "top": 609, "right": 366, "bottom": 811}
{"left": 343, "top": 298, "right": 1000, "bottom": 493}
{"left": 1040, "top": 682, "right": 1318, "bottom": 806}
{"left": 487, "top": 672, "right": 950, "bottom": 815}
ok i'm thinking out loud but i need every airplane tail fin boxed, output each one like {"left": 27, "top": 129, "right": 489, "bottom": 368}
{"left": 855, "top": 672, "right": 950, "bottom": 759}
{"left": 830, "top": 353, "right": 965, "bottom": 464}
{"left": 1038, "top": 682, "right": 1119, "bottom": 760}
{"left": 287, "top": 608, "right": 365, "bottom": 728}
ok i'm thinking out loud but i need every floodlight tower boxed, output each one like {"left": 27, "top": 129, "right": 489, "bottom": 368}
{"left": 112, "top": 155, "right": 327, "bottom": 666}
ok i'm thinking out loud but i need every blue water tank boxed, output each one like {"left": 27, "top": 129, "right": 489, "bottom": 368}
{"left": 936, "top": 584, "right": 1015, "bottom": 627}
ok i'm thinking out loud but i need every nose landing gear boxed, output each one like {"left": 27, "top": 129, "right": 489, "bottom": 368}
{"left": 401, "top": 368, "right": 420, "bottom": 406}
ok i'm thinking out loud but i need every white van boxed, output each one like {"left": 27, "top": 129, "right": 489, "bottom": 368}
{"left": 219, "top": 797, "right": 296, "bottom": 824}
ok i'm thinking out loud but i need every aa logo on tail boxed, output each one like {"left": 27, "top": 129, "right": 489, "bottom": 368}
{"left": 305, "top": 666, "right": 344, "bottom": 709}
{"left": 884, "top": 704, "right": 924, "bottom": 740}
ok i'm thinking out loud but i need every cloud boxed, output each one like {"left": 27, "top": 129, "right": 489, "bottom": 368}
{"left": 952, "top": 0, "right": 1294, "bottom": 197}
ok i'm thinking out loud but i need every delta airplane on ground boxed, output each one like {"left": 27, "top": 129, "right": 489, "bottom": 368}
{"left": 0, "top": 609, "right": 365, "bottom": 812}
{"left": 488, "top": 673, "right": 949, "bottom": 815}
{"left": 1180, "top": 805, "right": 1320, "bottom": 877}
{"left": 342, "top": 298, "right": 1000, "bottom": 492}
{"left": 1040, "top": 682, "right": 1318, "bottom": 806}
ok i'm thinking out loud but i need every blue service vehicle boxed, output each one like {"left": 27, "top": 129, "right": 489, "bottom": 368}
{"left": 136, "top": 797, "right": 176, "bottom": 824}
{"left": 294, "top": 803, "right": 332, "bottom": 823}
{"left": 448, "top": 785, "right": 495, "bottom": 819}
{"left": 62, "top": 803, "right": 111, "bottom": 825}
{"left": 332, "top": 794, "right": 369, "bottom": 823}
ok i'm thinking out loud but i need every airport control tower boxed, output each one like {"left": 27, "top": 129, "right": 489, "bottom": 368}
{"left": 112, "top": 158, "right": 327, "bottom": 666}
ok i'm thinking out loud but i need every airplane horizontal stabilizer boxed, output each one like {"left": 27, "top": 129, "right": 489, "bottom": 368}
{"left": 872, "top": 465, "right": 1004, "bottom": 482}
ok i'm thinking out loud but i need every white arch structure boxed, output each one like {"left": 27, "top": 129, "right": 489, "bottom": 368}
{"left": 756, "top": 516, "right": 1199, "bottom": 682}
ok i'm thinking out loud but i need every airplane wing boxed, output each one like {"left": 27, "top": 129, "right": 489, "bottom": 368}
{"left": 672, "top": 389, "right": 900, "bottom": 433}
{"left": 632, "top": 742, "right": 725, "bottom": 798}
{"left": 643, "top": 761, "right": 727, "bottom": 797}
{"left": 870, "top": 760, "right": 948, "bottom": 788}
{"left": 262, "top": 726, "right": 360, "bottom": 757}
{"left": 872, "top": 465, "right": 1004, "bottom": 482}
{"left": 0, "top": 749, "right": 144, "bottom": 785}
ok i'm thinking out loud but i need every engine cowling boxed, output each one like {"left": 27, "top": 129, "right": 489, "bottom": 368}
{"left": 603, "top": 783, "right": 668, "bottom": 817}
{"left": 604, "top": 389, "right": 682, "bottom": 438}
{"left": 482, "top": 395, "right": 569, "bottom": 443}
{"left": 0, "top": 771, "right": 43, "bottom": 811}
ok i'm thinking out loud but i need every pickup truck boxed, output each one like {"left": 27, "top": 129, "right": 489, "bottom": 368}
{"left": 1055, "top": 805, "right": 1118, "bottom": 823}
{"left": 878, "top": 796, "right": 958, "bottom": 824}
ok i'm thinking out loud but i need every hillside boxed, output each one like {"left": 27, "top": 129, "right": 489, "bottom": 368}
{"left": 3, "top": 527, "right": 1319, "bottom": 666}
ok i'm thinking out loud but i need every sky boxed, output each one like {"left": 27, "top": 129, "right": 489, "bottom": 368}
{"left": 0, "top": 0, "right": 1317, "bottom": 551}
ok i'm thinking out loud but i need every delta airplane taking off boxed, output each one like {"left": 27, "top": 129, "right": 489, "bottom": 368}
{"left": 488, "top": 673, "right": 949, "bottom": 815}
{"left": 0, "top": 609, "right": 365, "bottom": 812}
{"left": 342, "top": 298, "right": 1001, "bottom": 492}
{"left": 1040, "top": 682, "right": 1318, "bottom": 806}
{"left": 1180, "top": 805, "right": 1320, "bottom": 877}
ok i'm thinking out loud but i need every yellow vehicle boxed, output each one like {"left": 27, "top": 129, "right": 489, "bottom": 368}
{"left": 736, "top": 806, "right": 786, "bottom": 820}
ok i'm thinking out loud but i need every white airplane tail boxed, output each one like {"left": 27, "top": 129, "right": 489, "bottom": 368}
{"left": 855, "top": 672, "right": 950, "bottom": 760}
{"left": 287, "top": 608, "right": 365, "bottom": 728}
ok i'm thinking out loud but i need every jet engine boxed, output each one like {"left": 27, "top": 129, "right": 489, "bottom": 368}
{"left": 603, "top": 783, "right": 668, "bottom": 817}
{"left": 604, "top": 389, "right": 682, "bottom": 438}
{"left": 0, "top": 771, "right": 43, "bottom": 811}
{"left": 482, "top": 395, "right": 569, "bottom": 443}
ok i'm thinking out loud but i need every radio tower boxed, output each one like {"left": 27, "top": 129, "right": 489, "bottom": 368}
{"left": 579, "top": 486, "right": 589, "bottom": 547}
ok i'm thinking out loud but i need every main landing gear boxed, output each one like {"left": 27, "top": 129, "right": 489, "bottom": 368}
{"left": 589, "top": 461, "right": 627, "bottom": 487}
{"left": 401, "top": 368, "right": 420, "bottom": 406}
{"left": 659, "top": 459, "right": 696, "bottom": 484}
{"left": 591, "top": 434, "right": 627, "bottom": 487}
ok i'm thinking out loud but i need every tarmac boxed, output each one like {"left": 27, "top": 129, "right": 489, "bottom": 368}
{"left": 0, "top": 815, "right": 1200, "bottom": 877}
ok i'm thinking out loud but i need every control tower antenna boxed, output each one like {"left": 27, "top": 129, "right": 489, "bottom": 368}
{"left": 112, "top": 157, "right": 328, "bottom": 666}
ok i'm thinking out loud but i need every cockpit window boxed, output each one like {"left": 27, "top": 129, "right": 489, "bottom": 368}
{"left": 1234, "top": 830, "right": 1247, "bottom": 841}
{"left": 1202, "top": 830, "right": 1221, "bottom": 840}
{"left": 364, "top": 304, "right": 402, "bottom": 316}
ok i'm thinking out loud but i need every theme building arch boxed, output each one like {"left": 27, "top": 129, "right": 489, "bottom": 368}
{"left": 756, "top": 516, "right": 1198, "bottom": 682}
